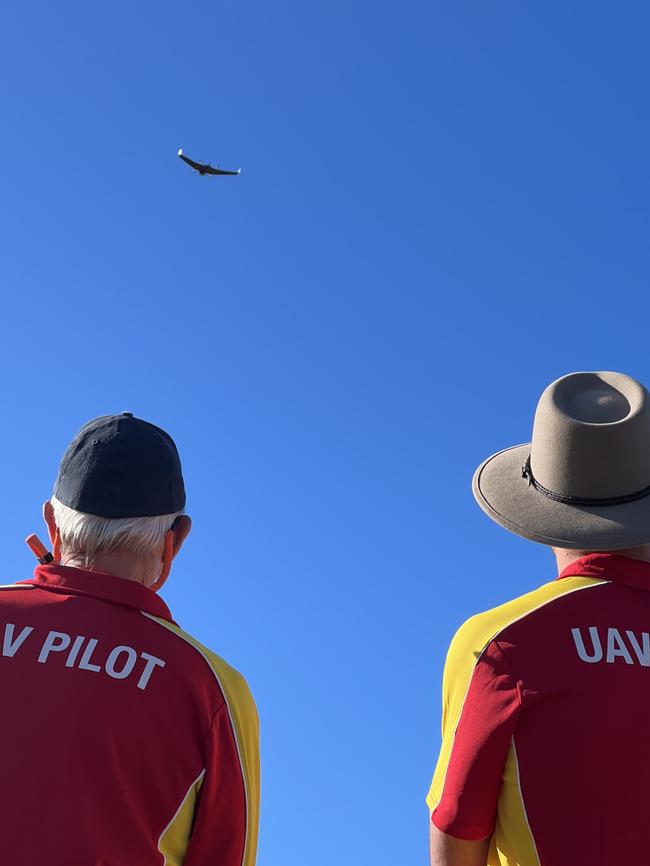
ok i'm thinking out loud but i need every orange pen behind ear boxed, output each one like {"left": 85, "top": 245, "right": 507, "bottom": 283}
{"left": 25, "top": 534, "right": 54, "bottom": 565}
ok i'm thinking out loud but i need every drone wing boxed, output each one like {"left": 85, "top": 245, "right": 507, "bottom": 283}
{"left": 204, "top": 165, "right": 241, "bottom": 176}
{"left": 177, "top": 149, "right": 205, "bottom": 172}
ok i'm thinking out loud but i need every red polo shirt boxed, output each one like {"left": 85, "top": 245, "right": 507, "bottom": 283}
{"left": 0, "top": 564, "right": 259, "bottom": 866}
{"left": 427, "top": 554, "right": 650, "bottom": 865}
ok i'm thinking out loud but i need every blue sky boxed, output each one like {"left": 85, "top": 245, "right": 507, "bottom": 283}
{"left": 2, "top": 2, "right": 650, "bottom": 863}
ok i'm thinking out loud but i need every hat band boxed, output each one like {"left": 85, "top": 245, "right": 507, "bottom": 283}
{"left": 521, "top": 456, "right": 650, "bottom": 506}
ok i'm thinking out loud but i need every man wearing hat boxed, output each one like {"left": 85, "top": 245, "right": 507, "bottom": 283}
{"left": 428, "top": 372, "right": 650, "bottom": 866}
{"left": 0, "top": 414, "right": 259, "bottom": 866}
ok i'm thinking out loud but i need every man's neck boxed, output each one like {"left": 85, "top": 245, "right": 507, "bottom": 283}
{"left": 553, "top": 544, "right": 650, "bottom": 575}
{"left": 61, "top": 551, "right": 155, "bottom": 587}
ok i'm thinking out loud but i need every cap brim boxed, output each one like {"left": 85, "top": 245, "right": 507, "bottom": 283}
{"left": 473, "top": 444, "right": 650, "bottom": 550}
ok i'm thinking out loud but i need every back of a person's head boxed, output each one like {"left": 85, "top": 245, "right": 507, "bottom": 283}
{"left": 49, "top": 412, "right": 187, "bottom": 578}
{"left": 50, "top": 496, "right": 182, "bottom": 568}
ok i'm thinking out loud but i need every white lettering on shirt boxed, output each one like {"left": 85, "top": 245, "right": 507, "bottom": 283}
{"left": 38, "top": 631, "right": 71, "bottom": 663}
{"left": 1, "top": 623, "right": 166, "bottom": 691}
{"left": 572, "top": 626, "right": 603, "bottom": 662}
{"left": 572, "top": 626, "right": 650, "bottom": 667}
{"left": 606, "top": 628, "right": 634, "bottom": 664}
{"left": 106, "top": 645, "right": 137, "bottom": 680}
{"left": 65, "top": 635, "right": 85, "bottom": 668}
{"left": 3, "top": 624, "right": 33, "bottom": 657}
{"left": 78, "top": 638, "right": 101, "bottom": 672}
{"left": 626, "top": 630, "right": 650, "bottom": 666}
{"left": 137, "top": 652, "right": 166, "bottom": 690}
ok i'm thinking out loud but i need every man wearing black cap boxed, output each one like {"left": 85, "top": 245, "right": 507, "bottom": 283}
{"left": 0, "top": 413, "right": 259, "bottom": 866}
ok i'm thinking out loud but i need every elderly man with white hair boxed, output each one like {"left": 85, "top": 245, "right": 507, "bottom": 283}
{"left": 0, "top": 413, "right": 259, "bottom": 866}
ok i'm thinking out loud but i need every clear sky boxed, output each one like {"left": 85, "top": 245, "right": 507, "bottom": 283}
{"left": 2, "top": 2, "right": 650, "bottom": 863}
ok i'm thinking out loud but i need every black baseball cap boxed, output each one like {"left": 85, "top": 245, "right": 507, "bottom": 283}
{"left": 54, "top": 413, "right": 186, "bottom": 518}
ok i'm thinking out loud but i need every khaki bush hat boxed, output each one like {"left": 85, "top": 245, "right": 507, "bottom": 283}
{"left": 472, "top": 371, "right": 650, "bottom": 550}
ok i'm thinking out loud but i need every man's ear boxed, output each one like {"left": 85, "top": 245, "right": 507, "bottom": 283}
{"left": 171, "top": 515, "right": 192, "bottom": 557}
{"left": 149, "top": 516, "right": 192, "bottom": 593}
{"left": 42, "top": 500, "right": 61, "bottom": 561}
{"left": 43, "top": 501, "right": 57, "bottom": 545}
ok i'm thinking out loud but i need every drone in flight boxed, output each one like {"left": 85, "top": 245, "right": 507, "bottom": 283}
{"left": 178, "top": 148, "right": 241, "bottom": 177}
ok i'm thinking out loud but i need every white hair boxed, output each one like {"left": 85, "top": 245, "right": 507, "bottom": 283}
{"left": 51, "top": 496, "right": 182, "bottom": 564}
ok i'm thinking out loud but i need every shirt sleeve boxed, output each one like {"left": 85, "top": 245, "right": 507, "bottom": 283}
{"left": 183, "top": 673, "right": 260, "bottom": 866}
{"left": 426, "top": 622, "right": 521, "bottom": 841}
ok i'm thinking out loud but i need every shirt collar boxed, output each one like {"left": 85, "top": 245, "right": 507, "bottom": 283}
{"left": 559, "top": 553, "right": 650, "bottom": 592}
{"left": 22, "top": 564, "right": 175, "bottom": 623}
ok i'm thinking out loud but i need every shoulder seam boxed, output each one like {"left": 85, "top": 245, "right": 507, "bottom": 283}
{"left": 480, "top": 579, "right": 611, "bottom": 654}
{"left": 138, "top": 611, "right": 228, "bottom": 701}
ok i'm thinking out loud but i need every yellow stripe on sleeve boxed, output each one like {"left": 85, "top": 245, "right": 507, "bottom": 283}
{"left": 427, "top": 576, "right": 606, "bottom": 816}
{"left": 143, "top": 614, "right": 260, "bottom": 866}
{"left": 202, "top": 645, "right": 260, "bottom": 866}
{"left": 487, "top": 740, "right": 540, "bottom": 866}
{"left": 158, "top": 769, "right": 206, "bottom": 866}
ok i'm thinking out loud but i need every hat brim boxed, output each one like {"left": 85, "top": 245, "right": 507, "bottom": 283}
{"left": 473, "top": 444, "right": 650, "bottom": 550}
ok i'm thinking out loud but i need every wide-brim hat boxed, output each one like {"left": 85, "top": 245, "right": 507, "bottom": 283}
{"left": 473, "top": 371, "right": 650, "bottom": 550}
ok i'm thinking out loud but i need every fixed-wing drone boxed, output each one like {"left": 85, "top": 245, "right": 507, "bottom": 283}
{"left": 178, "top": 148, "right": 241, "bottom": 177}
